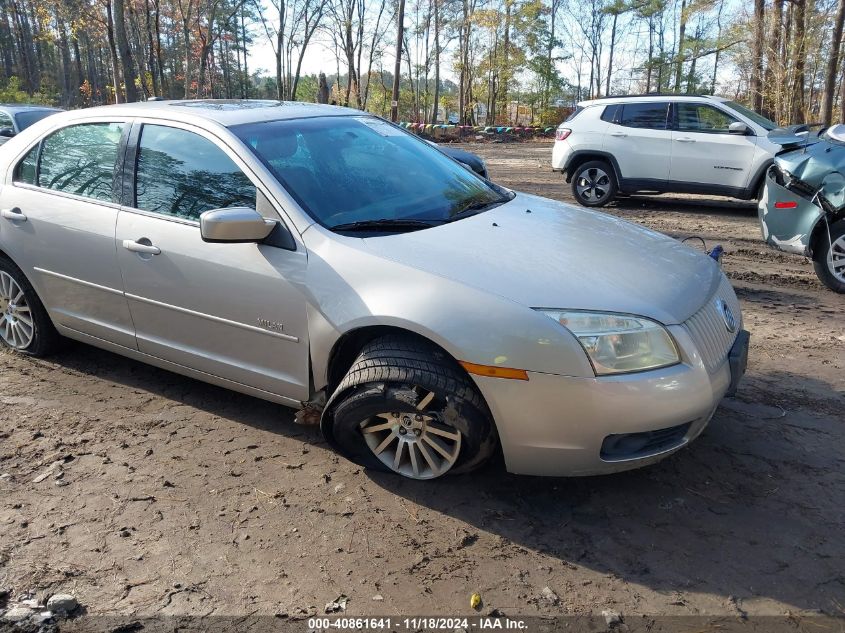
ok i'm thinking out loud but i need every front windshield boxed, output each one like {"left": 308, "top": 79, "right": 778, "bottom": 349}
{"left": 233, "top": 116, "right": 510, "bottom": 229}
{"left": 722, "top": 101, "right": 776, "bottom": 130}
{"left": 14, "top": 110, "right": 56, "bottom": 130}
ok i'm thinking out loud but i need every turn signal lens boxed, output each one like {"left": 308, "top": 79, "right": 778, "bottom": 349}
{"left": 774, "top": 201, "right": 798, "bottom": 209}
{"left": 460, "top": 361, "right": 529, "bottom": 381}
{"left": 555, "top": 128, "right": 572, "bottom": 141}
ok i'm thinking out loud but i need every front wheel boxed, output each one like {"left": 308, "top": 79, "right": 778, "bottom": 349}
{"left": 571, "top": 160, "right": 617, "bottom": 207}
{"left": 813, "top": 220, "right": 845, "bottom": 293}
{"left": 322, "top": 335, "right": 497, "bottom": 480}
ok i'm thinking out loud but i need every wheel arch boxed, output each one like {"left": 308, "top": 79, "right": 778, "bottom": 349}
{"left": 324, "top": 323, "right": 476, "bottom": 397}
{"left": 808, "top": 212, "right": 845, "bottom": 258}
{"left": 564, "top": 150, "right": 621, "bottom": 184}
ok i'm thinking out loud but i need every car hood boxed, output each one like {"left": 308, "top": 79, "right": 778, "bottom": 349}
{"left": 360, "top": 193, "right": 720, "bottom": 325}
{"left": 774, "top": 138, "right": 845, "bottom": 208}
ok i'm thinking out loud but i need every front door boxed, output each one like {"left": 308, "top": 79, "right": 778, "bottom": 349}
{"left": 0, "top": 121, "right": 136, "bottom": 348}
{"left": 115, "top": 122, "right": 310, "bottom": 402}
{"left": 670, "top": 102, "right": 758, "bottom": 190}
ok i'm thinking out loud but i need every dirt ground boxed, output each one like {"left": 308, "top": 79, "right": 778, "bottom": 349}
{"left": 1, "top": 140, "right": 844, "bottom": 623}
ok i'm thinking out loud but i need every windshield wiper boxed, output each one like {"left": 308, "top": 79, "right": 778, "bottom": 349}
{"left": 448, "top": 194, "right": 512, "bottom": 221}
{"left": 329, "top": 218, "right": 442, "bottom": 232}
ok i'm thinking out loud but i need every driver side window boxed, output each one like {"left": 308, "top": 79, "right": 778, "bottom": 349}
{"left": 135, "top": 124, "right": 256, "bottom": 221}
{"left": 676, "top": 103, "right": 738, "bottom": 133}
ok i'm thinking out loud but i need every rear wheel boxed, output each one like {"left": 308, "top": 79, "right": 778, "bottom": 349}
{"left": 322, "top": 335, "right": 497, "bottom": 480}
{"left": 572, "top": 160, "right": 617, "bottom": 207}
{"left": 813, "top": 220, "right": 845, "bottom": 293}
{"left": 0, "top": 257, "right": 59, "bottom": 356}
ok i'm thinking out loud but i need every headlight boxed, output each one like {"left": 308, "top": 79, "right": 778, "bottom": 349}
{"left": 536, "top": 310, "right": 680, "bottom": 375}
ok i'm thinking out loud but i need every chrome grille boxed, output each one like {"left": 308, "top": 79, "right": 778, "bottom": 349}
{"left": 684, "top": 276, "right": 741, "bottom": 373}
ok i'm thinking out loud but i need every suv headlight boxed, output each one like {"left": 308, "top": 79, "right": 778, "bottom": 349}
{"left": 536, "top": 310, "right": 680, "bottom": 375}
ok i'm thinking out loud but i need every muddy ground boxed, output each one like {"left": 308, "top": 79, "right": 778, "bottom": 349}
{"left": 1, "top": 140, "right": 843, "bottom": 622}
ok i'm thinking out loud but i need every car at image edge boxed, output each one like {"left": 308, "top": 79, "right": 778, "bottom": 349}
{"left": 759, "top": 123, "right": 845, "bottom": 293}
{"left": 0, "top": 104, "right": 63, "bottom": 146}
{"left": 0, "top": 99, "right": 748, "bottom": 480}
{"left": 553, "top": 94, "right": 780, "bottom": 207}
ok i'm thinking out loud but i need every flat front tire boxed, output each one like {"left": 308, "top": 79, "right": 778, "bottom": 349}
{"left": 0, "top": 257, "right": 59, "bottom": 356}
{"left": 572, "top": 160, "right": 617, "bottom": 207}
{"left": 813, "top": 220, "right": 845, "bottom": 293}
{"left": 322, "top": 335, "right": 497, "bottom": 480}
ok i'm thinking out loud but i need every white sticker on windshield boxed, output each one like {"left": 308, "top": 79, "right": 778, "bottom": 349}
{"left": 354, "top": 116, "right": 405, "bottom": 137}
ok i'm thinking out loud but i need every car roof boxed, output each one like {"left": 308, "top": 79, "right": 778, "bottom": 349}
{"left": 61, "top": 99, "right": 361, "bottom": 128}
{"left": 576, "top": 94, "right": 729, "bottom": 107}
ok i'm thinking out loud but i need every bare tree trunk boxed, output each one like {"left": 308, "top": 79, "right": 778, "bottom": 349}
{"left": 606, "top": 11, "right": 618, "bottom": 96}
{"left": 790, "top": 0, "right": 806, "bottom": 122}
{"left": 431, "top": 0, "right": 440, "bottom": 122}
{"left": 105, "top": 1, "right": 122, "bottom": 102}
{"left": 674, "top": 0, "right": 686, "bottom": 91}
{"left": 821, "top": 0, "right": 845, "bottom": 124}
{"left": 751, "top": 0, "right": 764, "bottom": 111}
{"left": 113, "top": 0, "right": 139, "bottom": 101}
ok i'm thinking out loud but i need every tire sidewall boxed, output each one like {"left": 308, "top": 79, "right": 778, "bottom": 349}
{"left": 813, "top": 220, "right": 845, "bottom": 293}
{"left": 572, "top": 160, "right": 617, "bottom": 207}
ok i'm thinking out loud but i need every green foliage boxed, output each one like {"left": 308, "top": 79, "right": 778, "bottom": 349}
{"left": 0, "top": 77, "right": 56, "bottom": 105}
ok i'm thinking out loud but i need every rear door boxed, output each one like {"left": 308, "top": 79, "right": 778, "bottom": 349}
{"left": 670, "top": 102, "right": 758, "bottom": 190}
{"left": 602, "top": 101, "right": 672, "bottom": 183}
{"left": 0, "top": 121, "right": 136, "bottom": 348}
{"left": 115, "top": 120, "right": 310, "bottom": 402}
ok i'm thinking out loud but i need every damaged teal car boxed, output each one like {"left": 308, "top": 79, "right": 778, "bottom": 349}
{"left": 759, "top": 124, "right": 845, "bottom": 292}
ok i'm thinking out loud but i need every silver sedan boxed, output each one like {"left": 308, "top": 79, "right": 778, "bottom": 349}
{"left": 0, "top": 100, "right": 748, "bottom": 480}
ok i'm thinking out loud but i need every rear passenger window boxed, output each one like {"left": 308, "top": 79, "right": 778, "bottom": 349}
{"left": 135, "top": 125, "right": 256, "bottom": 221}
{"left": 601, "top": 104, "right": 621, "bottom": 123}
{"left": 619, "top": 102, "right": 669, "bottom": 129}
{"left": 564, "top": 106, "right": 584, "bottom": 122}
{"left": 37, "top": 123, "right": 124, "bottom": 202}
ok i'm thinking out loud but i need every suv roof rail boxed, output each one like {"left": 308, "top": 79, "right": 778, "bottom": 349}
{"left": 591, "top": 93, "right": 715, "bottom": 100}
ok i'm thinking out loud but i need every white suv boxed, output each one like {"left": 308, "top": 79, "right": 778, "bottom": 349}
{"left": 552, "top": 95, "right": 780, "bottom": 207}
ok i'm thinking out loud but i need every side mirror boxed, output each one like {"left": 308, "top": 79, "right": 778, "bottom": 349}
{"left": 0, "top": 127, "right": 16, "bottom": 138}
{"left": 729, "top": 121, "right": 749, "bottom": 135}
{"left": 200, "top": 207, "right": 275, "bottom": 243}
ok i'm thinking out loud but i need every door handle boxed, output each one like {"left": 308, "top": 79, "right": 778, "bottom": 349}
{"left": 675, "top": 137, "right": 696, "bottom": 143}
{"left": 122, "top": 239, "right": 161, "bottom": 255}
{"left": 609, "top": 132, "right": 628, "bottom": 137}
{"left": 1, "top": 207, "right": 27, "bottom": 221}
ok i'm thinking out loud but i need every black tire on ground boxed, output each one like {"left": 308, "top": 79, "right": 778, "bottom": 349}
{"left": 812, "top": 220, "right": 845, "bottom": 293}
{"left": 321, "top": 334, "right": 497, "bottom": 478}
{"left": 0, "top": 256, "right": 60, "bottom": 356}
{"left": 571, "top": 160, "right": 618, "bottom": 207}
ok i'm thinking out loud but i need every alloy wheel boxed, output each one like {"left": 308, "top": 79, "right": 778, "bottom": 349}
{"left": 576, "top": 167, "right": 611, "bottom": 203}
{"left": 0, "top": 271, "right": 34, "bottom": 350}
{"left": 827, "top": 234, "right": 845, "bottom": 283}
{"left": 359, "top": 400, "right": 462, "bottom": 480}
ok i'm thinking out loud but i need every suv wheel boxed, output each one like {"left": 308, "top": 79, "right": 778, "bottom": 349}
{"left": 572, "top": 160, "right": 617, "bottom": 207}
{"left": 322, "top": 335, "right": 497, "bottom": 480}
{"left": 813, "top": 220, "right": 845, "bottom": 293}
{"left": 0, "top": 257, "right": 60, "bottom": 356}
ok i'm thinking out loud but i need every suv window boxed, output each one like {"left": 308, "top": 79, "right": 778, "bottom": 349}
{"left": 600, "top": 104, "right": 621, "bottom": 123}
{"left": 0, "top": 111, "right": 13, "bottom": 129}
{"left": 676, "top": 103, "right": 738, "bottom": 133}
{"left": 619, "top": 102, "right": 670, "bottom": 129}
{"left": 36, "top": 123, "right": 124, "bottom": 202}
{"left": 135, "top": 124, "right": 256, "bottom": 221}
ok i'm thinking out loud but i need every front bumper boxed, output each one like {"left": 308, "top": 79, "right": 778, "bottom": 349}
{"left": 758, "top": 167, "right": 823, "bottom": 255}
{"left": 472, "top": 323, "right": 749, "bottom": 477}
